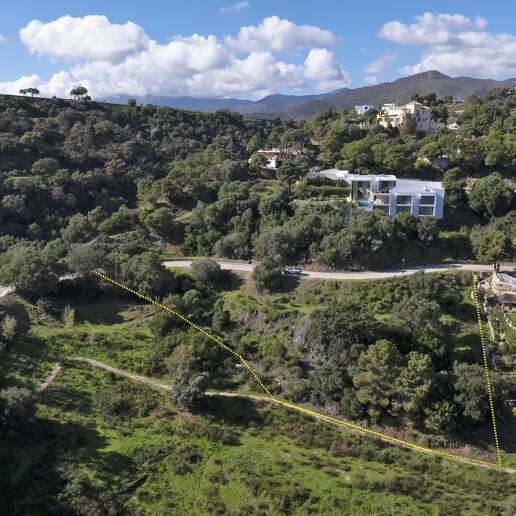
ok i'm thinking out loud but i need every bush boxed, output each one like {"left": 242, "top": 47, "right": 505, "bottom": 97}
{"left": 252, "top": 256, "right": 283, "bottom": 293}
{"left": 171, "top": 368, "right": 209, "bottom": 409}
{"left": 190, "top": 258, "right": 223, "bottom": 290}
{"left": 0, "top": 387, "right": 34, "bottom": 434}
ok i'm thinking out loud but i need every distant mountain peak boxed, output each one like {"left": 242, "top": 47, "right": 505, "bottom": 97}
{"left": 414, "top": 70, "right": 451, "bottom": 80}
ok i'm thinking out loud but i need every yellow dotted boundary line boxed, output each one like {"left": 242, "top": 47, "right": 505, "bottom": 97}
{"left": 96, "top": 271, "right": 501, "bottom": 468}
{"left": 471, "top": 273, "right": 502, "bottom": 466}
{"left": 95, "top": 272, "right": 274, "bottom": 399}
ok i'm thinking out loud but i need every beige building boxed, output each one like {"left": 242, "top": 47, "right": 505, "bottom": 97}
{"left": 377, "top": 101, "right": 431, "bottom": 133}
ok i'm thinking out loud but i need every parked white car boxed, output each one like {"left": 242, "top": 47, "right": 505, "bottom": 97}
{"left": 283, "top": 266, "right": 302, "bottom": 275}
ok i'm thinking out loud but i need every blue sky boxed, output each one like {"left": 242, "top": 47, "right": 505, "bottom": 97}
{"left": 1, "top": 0, "right": 515, "bottom": 99}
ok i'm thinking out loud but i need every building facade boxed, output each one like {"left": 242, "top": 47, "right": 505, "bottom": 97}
{"left": 354, "top": 105, "right": 375, "bottom": 115}
{"left": 377, "top": 101, "right": 431, "bottom": 133}
{"left": 249, "top": 147, "right": 304, "bottom": 170}
{"left": 306, "top": 169, "right": 444, "bottom": 219}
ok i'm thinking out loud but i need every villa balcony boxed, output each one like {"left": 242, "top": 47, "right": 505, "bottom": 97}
{"left": 373, "top": 197, "right": 390, "bottom": 205}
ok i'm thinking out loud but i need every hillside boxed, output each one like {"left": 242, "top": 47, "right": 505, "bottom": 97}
{"left": 261, "top": 71, "right": 516, "bottom": 119}
{"left": 1, "top": 274, "right": 515, "bottom": 513}
{"left": 0, "top": 75, "right": 515, "bottom": 514}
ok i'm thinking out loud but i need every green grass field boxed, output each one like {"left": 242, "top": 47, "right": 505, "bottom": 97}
{"left": 2, "top": 360, "right": 515, "bottom": 514}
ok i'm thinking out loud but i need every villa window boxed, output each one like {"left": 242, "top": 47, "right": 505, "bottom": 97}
{"left": 378, "top": 180, "right": 395, "bottom": 192}
{"left": 396, "top": 205, "right": 411, "bottom": 214}
{"left": 419, "top": 206, "right": 434, "bottom": 216}
{"left": 397, "top": 195, "right": 412, "bottom": 205}
{"left": 420, "top": 195, "right": 435, "bottom": 205}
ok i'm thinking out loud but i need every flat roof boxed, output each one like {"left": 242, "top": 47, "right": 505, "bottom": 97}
{"left": 312, "top": 171, "right": 443, "bottom": 191}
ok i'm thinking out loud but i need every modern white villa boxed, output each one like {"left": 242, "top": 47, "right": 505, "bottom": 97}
{"left": 306, "top": 169, "right": 445, "bottom": 219}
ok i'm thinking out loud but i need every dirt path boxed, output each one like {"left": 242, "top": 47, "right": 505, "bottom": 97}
{"left": 36, "top": 362, "right": 63, "bottom": 392}
{"left": 66, "top": 356, "right": 174, "bottom": 390}
{"left": 36, "top": 358, "right": 516, "bottom": 475}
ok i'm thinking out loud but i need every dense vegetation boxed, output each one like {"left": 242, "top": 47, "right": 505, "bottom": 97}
{"left": 0, "top": 87, "right": 515, "bottom": 512}
{"left": 0, "top": 270, "right": 515, "bottom": 514}
{"left": 0, "top": 87, "right": 515, "bottom": 295}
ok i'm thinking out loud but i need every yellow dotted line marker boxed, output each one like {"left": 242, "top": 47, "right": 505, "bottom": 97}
{"left": 471, "top": 273, "right": 502, "bottom": 466}
{"left": 95, "top": 272, "right": 274, "bottom": 399}
{"left": 95, "top": 271, "right": 502, "bottom": 468}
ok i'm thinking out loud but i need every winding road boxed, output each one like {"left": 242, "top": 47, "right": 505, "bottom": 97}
{"left": 164, "top": 259, "right": 514, "bottom": 280}
{"left": 36, "top": 357, "right": 516, "bottom": 474}
{"left": 0, "top": 261, "right": 513, "bottom": 299}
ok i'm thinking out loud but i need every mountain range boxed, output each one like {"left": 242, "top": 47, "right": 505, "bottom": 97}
{"left": 105, "top": 70, "right": 516, "bottom": 119}
{"left": 104, "top": 89, "right": 345, "bottom": 115}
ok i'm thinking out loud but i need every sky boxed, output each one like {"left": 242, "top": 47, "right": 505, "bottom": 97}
{"left": 0, "top": 0, "right": 515, "bottom": 100}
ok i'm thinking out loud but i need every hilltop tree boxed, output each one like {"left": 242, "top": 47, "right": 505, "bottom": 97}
{"left": 411, "top": 92, "right": 437, "bottom": 106}
{"left": 70, "top": 86, "right": 89, "bottom": 101}
{"left": 19, "top": 87, "right": 40, "bottom": 97}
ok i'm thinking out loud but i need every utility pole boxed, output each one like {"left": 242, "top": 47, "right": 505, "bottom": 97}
{"left": 402, "top": 258, "right": 405, "bottom": 275}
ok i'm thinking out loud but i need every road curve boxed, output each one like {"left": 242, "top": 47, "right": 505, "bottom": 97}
{"left": 36, "top": 357, "right": 516, "bottom": 474}
{"left": 164, "top": 259, "right": 514, "bottom": 281}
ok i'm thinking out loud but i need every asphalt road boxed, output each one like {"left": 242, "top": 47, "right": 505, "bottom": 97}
{"left": 164, "top": 260, "right": 514, "bottom": 280}
{"left": 0, "top": 261, "right": 512, "bottom": 298}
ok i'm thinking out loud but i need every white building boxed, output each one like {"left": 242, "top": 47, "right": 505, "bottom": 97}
{"left": 378, "top": 101, "right": 433, "bottom": 133}
{"left": 249, "top": 147, "right": 303, "bottom": 170}
{"left": 306, "top": 169, "right": 444, "bottom": 219}
{"left": 355, "top": 105, "right": 375, "bottom": 115}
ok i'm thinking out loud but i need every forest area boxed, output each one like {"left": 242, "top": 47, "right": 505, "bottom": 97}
{"left": 0, "top": 88, "right": 514, "bottom": 300}
{"left": 0, "top": 88, "right": 515, "bottom": 513}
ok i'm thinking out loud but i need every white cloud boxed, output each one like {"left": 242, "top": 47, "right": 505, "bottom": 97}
{"left": 4, "top": 15, "right": 350, "bottom": 99}
{"left": 226, "top": 15, "right": 339, "bottom": 53}
{"left": 304, "top": 48, "right": 351, "bottom": 90}
{"left": 363, "top": 76, "right": 379, "bottom": 86}
{"left": 379, "top": 12, "right": 487, "bottom": 45}
{"left": 379, "top": 12, "right": 516, "bottom": 78}
{"left": 220, "top": 1, "right": 250, "bottom": 14}
{"left": 0, "top": 74, "right": 41, "bottom": 94}
{"left": 19, "top": 15, "right": 149, "bottom": 62}
{"left": 363, "top": 53, "right": 398, "bottom": 73}
{"left": 0, "top": 35, "right": 7, "bottom": 44}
